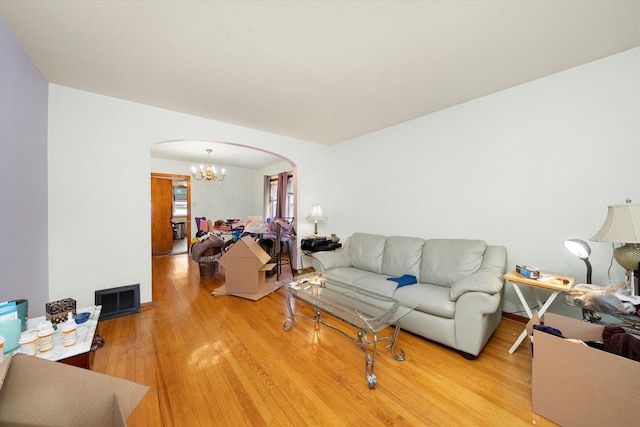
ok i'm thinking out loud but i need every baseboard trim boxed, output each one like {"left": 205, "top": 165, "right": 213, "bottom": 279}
{"left": 502, "top": 312, "right": 528, "bottom": 324}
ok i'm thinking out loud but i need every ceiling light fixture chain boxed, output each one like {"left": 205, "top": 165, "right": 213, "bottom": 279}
{"left": 191, "top": 149, "right": 226, "bottom": 182}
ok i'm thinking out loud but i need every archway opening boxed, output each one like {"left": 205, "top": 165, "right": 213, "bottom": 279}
{"left": 150, "top": 139, "right": 298, "bottom": 265}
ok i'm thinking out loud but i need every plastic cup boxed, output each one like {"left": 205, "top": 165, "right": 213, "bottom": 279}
{"left": 62, "top": 321, "right": 77, "bottom": 347}
{"left": 37, "top": 321, "right": 54, "bottom": 353}
{"left": 19, "top": 330, "right": 38, "bottom": 356}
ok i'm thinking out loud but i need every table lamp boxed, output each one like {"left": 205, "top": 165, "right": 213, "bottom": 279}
{"left": 306, "top": 205, "right": 326, "bottom": 236}
{"left": 563, "top": 239, "right": 592, "bottom": 284}
{"left": 590, "top": 200, "right": 640, "bottom": 295}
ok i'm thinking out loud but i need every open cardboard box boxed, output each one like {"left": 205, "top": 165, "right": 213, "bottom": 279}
{"left": 0, "top": 353, "right": 148, "bottom": 427}
{"left": 218, "top": 236, "right": 276, "bottom": 298}
{"left": 527, "top": 312, "right": 640, "bottom": 427}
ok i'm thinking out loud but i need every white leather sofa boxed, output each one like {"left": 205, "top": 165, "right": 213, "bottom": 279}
{"left": 310, "top": 233, "right": 507, "bottom": 359}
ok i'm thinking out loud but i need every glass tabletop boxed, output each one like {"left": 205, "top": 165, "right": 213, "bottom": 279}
{"left": 285, "top": 274, "right": 415, "bottom": 333}
{"left": 564, "top": 294, "right": 640, "bottom": 333}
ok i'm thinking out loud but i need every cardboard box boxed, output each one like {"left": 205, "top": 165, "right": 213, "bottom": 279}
{"left": 0, "top": 353, "right": 148, "bottom": 426}
{"left": 218, "top": 236, "right": 276, "bottom": 296}
{"left": 528, "top": 312, "right": 640, "bottom": 427}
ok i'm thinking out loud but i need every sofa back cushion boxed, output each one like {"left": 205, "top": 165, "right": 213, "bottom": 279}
{"left": 347, "top": 233, "right": 387, "bottom": 274}
{"left": 381, "top": 236, "right": 425, "bottom": 280}
{"left": 420, "top": 239, "right": 487, "bottom": 287}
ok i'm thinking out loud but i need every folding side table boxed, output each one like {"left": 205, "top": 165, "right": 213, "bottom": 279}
{"left": 504, "top": 270, "right": 575, "bottom": 353}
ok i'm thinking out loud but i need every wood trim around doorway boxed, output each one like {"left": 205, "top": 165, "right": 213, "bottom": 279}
{"left": 151, "top": 173, "right": 192, "bottom": 246}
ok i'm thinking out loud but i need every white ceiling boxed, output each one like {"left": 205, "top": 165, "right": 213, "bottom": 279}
{"left": 1, "top": 1, "right": 639, "bottom": 167}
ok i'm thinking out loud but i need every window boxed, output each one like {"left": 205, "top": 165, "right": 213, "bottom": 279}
{"left": 173, "top": 185, "right": 187, "bottom": 217}
{"left": 267, "top": 173, "right": 294, "bottom": 219}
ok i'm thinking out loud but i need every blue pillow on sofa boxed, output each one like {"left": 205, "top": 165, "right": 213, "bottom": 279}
{"left": 387, "top": 274, "right": 417, "bottom": 288}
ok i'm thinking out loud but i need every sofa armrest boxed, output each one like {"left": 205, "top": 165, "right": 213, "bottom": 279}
{"left": 449, "top": 272, "right": 504, "bottom": 301}
{"left": 311, "top": 250, "right": 351, "bottom": 272}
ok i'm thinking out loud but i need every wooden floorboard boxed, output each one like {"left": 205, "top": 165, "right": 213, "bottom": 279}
{"left": 91, "top": 254, "right": 556, "bottom": 426}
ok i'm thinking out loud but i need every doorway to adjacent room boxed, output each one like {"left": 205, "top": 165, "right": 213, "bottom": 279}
{"left": 151, "top": 173, "right": 191, "bottom": 256}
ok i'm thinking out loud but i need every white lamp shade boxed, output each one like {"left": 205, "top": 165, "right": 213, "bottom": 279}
{"left": 591, "top": 203, "right": 640, "bottom": 243}
{"left": 306, "top": 205, "right": 327, "bottom": 221}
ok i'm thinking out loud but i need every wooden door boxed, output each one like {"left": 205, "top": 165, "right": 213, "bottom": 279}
{"left": 151, "top": 177, "right": 174, "bottom": 254}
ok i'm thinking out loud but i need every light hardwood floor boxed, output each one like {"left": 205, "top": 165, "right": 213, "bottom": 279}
{"left": 92, "top": 254, "right": 556, "bottom": 426}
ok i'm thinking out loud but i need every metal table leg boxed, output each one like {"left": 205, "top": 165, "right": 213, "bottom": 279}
{"left": 283, "top": 295, "right": 296, "bottom": 331}
{"left": 387, "top": 323, "right": 406, "bottom": 361}
{"left": 357, "top": 331, "right": 378, "bottom": 389}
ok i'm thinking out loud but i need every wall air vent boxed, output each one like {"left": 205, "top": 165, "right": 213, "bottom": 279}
{"left": 94, "top": 284, "right": 140, "bottom": 321}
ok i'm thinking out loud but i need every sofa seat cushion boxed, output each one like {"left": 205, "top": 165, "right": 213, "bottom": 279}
{"left": 323, "top": 267, "right": 378, "bottom": 286}
{"left": 352, "top": 275, "right": 400, "bottom": 298}
{"left": 394, "top": 283, "right": 455, "bottom": 319}
{"left": 420, "top": 239, "right": 487, "bottom": 287}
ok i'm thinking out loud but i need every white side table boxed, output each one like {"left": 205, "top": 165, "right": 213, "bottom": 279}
{"left": 504, "top": 271, "right": 574, "bottom": 353}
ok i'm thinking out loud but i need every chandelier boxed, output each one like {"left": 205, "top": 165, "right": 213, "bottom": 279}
{"left": 191, "top": 149, "right": 226, "bottom": 182}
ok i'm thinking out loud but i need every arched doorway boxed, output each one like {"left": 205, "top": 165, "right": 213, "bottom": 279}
{"left": 150, "top": 139, "right": 297, "bottom": 263}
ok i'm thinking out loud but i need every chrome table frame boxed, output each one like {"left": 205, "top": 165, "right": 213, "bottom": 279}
{"left": 283, "top": 276, "right": 414, "bottom": 389}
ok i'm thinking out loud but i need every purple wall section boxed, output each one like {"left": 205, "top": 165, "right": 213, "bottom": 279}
{"left": 0, "top": 18, "right": 50, "bottom": 316}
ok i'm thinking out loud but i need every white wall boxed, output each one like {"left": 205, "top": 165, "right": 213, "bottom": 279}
{"left": 331, "top": 48, "right": 640, "bottom": 316}
{"left": 48, "top": 86, "right": 331, "bottom": 308}
{"left": 0, "top": 19, "right": 49, "bottom": 315}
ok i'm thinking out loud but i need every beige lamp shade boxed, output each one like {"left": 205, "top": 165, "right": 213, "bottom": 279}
{"left": 591, "top": 203, "right": 640, "bottom": 243}
{"left": 306, "top": 205, "right": 327, "bottom": 221}
{"left": 306, "top": 205, "right": 327, "bottom": 236}
{"left": 591, "top": 203, "right": 640, "bottom": 271}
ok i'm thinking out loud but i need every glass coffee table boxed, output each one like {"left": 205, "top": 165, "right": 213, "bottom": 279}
{"left": 283, "top": 274, "right": 415, "bottom": 389}
{"left": 565, "top": 295, "right": 640, "bottom": 334}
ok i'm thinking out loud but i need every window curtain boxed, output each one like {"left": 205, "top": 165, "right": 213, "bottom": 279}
{"left": 276, "top": 171, "right": 288, "bottom": 219}
{"left": 263, "top": 175, "right": 271, "bottom": 218}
